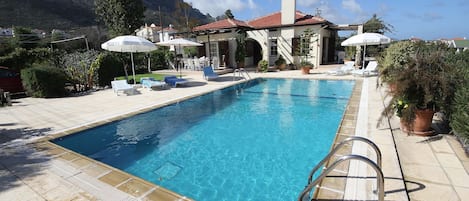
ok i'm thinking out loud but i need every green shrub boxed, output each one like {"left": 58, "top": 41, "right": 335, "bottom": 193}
{"left": 21, "top": 67, "right": 68, "bottom": 98}
{"left": 149, "top": 49, "right": 168, "bottom": 70}
{"left": 97, "top": 52, "right": 125, "bottom": 87}
{"left": 377, "top": 41, "right": 415, "bottom": 83}
{"left": 258, "top": 60, "right": 268, "bottom": 72}
{"left": 0, "top": 48, "right": 56, "bottom": 70}
{"left": 449, "top": 50, "right": 469, "bottom": 143}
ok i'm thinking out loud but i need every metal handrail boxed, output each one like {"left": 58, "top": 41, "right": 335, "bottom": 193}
{"left": 233, "top": 68, "right": 251, "bottom": 80}
{"left": 298, "top": 154, "right": 385, "bottom": 201}
{"left": 307, "top": 136, "right": 382, "bottom": 185}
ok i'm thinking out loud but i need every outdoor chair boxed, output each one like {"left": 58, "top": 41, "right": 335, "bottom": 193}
{"left": 111, "top": 80, "right": 135, "bottom": 95}
{"left": 352, "top": 61, "right": 378, "bottom": 77}
{"left": 164, "top": 76, "right": 188, "bottom": 87}
{"left": 327, "top": 61, "right": 355, "bottom": 75}
{"left": 212, "top": 56, "right": 219, "bottom": 70}
{"left": 203, "top": 66, "right": 220, "bottom": 80}
{"left": 140, "top": 77, "right": 169, "bottom": 90}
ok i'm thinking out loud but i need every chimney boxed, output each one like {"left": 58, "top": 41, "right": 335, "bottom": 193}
{"left": 281, "top": 0, "right": 296, "bottom": 25}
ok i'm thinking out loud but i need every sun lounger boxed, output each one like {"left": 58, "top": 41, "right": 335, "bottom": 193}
{"left": 111, "top": 80, "right": 135, "bottom": 95}
{"left": 202, "top": 66, "right": 220, "bottom": 80}
{"left": 327, "top": 61, "right": 355, "bottom": 75}
{"left": 352, "top": 61, "right": 378, "bottom": 77}
{"left": 164, "top": 76, "right": 188, "bottom": 87}
{"left": 140, "top": 77, "right": 169, "bottom": 90}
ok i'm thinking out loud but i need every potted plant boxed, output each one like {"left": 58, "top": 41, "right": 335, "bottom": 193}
{"left": 381, "top": 41, "right": 454, "bottom": 136}
{"left": 257, "top": 60, "right": 268, "bottom": 72}
{"left": 298, "top": 28, "right": 317, "bottom": 74}
{"left": 275, "top": 55, "right": 287, "bottom": 70}
{"left": 300, "top": 60, "right": 313, "bottom": 74}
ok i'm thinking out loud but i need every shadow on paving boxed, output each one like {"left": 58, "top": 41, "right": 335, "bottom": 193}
{"left": 0, "top": 132, "right": 52, "bottom": 192}
{"left": 0, "top": 127, "right": 51, "bottom": 145}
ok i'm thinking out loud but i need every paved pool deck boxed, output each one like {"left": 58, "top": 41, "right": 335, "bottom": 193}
{"left": 1, "top": 66, "right": 468, "bottom": 200}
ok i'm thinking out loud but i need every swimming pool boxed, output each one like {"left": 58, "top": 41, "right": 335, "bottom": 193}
{"left": 53, "top": 78, "right": 355, "bottom": 201}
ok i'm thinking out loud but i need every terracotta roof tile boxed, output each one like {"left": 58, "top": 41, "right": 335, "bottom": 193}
{"left": 247, "top": 11, "right": 326, "bottom": 29}
{"left": 192, "top": 18, "right": 251, "bottom": 31}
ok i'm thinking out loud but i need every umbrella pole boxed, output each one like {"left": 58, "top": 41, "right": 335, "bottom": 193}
{"left": 363, "top": 45, "right": 367, "bottom": 69}
{"left": 179, "top": 44, "right": 182, "bottom": 78}
{"left": 131, "top": 52, "right": 136, "bottom": 85}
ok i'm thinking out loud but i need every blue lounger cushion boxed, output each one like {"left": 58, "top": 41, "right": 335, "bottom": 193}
{"left": 164, "top": 76, "right": 188, "bottom": 87}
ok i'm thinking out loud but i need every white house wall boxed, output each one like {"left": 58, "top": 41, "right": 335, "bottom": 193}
{"left": 194, "top": 24, "right": 332, "bottom": 68}
{"left": 279, "top": 27, "right": 295, "bottom": 65}
{"left": 247, "top": 29, "right": 270, "bottom": 65}
{"left": 196, "top": 32, "right": 237, "bottom": 67}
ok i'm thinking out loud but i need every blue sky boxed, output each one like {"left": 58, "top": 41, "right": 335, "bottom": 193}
{"left": 185, "top": 0, "right": 469, "bottom": 40}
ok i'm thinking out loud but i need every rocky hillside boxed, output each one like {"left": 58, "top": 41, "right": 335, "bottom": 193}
{"left": 0, "top": 0, "right": 211, "bottom": 31}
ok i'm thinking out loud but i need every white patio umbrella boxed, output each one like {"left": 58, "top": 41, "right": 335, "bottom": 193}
{"left": 156, "top": 38, "right": 202, "bottom": 77}
{"left": 101, "top": 35, "right": 156, "bottom": 84}
{"left": 341, "top": 33, "right": 391, "bottom": 68}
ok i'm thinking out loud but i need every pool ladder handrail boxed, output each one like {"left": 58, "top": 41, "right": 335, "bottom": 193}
{"left": 233, "top": 68, "right": 251, "bottom": 80}
{"left": 298, "top": 136, "right": 384, "bottom": 201}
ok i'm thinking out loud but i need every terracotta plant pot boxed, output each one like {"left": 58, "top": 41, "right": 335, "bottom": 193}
{"left": 278, "top": 64, "right": 286, "bottom": 71}
{"left": 301, "top": 66, "right": 311, "bottom": 74}
{"left": 400, "top": 109, "right": 435, "bottom": 136}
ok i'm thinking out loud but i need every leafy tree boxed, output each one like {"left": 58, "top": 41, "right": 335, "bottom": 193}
{"left": 235, "top": 32, "right": 246, "bottom": 67}
{"left": 225, "top": 9, "right": 234, "bottom": 19}
{"left": 63, "top": 50, "right": 101, "bottom": 91}
{"left": 363, "top": 14, "right": 393, "bottom": 56}
{"left": 363, "top": 14, "right": 393, "bottom": 34}
{"left": 95, "top": 0, "right": 145, "bottom": 37}
{"left": 12, "top": 27, "right": 42, "bottom": 49}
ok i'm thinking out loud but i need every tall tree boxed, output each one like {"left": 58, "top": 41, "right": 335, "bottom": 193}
{"left": 95, "top": 0, "right": 145, "bottom": 37}
{"left": 363, "top": 14, "right": 393, "bottom": 57}
{"left": 225, "top": 9, "right": 234, "bottom": 19}
{"left": 363, "top": 14, "right": 393, "bottom": 34}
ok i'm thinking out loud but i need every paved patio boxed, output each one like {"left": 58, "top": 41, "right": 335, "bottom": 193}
{"left": 1, "top": 66, "right": 468, "bottom": 200}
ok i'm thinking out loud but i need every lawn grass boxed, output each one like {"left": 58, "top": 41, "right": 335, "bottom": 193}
{"left": 114, "top": 73, "right": 176, "bottom": 84}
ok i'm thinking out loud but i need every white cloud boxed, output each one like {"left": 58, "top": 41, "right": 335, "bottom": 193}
{"left": 342, "top": 0, "right": 362, "bottom": 14}
{"left": 247, "top": 0, "right": 257, "bottom": 9}
{"left": 185, "top": 0, "right": 257, "bottom": 17}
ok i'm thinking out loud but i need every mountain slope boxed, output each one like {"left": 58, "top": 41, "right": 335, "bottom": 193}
{"left": 0, "top": 0, "right": 211, "bottom": 31}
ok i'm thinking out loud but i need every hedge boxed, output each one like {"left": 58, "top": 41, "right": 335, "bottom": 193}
{"left": 21, "top": 66, "right": 68, "bottom": 98}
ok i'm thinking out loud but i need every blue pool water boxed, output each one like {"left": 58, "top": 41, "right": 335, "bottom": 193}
{"left": 53, "top": 78, "right": 355, "bottom": 201}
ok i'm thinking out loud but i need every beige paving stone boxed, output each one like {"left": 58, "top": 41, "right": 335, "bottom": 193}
{"left": 58, "top": 152, "right": 80, "bottom": 161}
{"left": 42, "top": 184, "right": 96, "bottom": 201}
{"left": 444, "top": 167, "right": 469, "bottom": 188}
{"left": 81, "top": 163, "right": 111, "bottom": 178}
{"left": 383, "top": 178, "right": 408, "bottom": 201}
{"left": 143, "top": 188, "right": 192, "bottom": 201}
{"left": 406, "top": 181, "right": 459, "bottom": 201}
{"left": 430, "top": 137, "right": 454, "bottom": 154}
{"left": 23, "top": 171, "right": 73, "bottom": 194}
{"left": 396, "top": 140, "right": 440, "bottom": 166}
{"left": 98, "top": 171, "right": 130, "bottom": 187}
{"left": 436, "top": 153, "right": 464, "bottom": 168}
{"left": 454, "top": 187, "right": 469, "bottom": 201}
{"left": 117, "top": 179, "right": 153, "bottom": 197}
{"left": 446, "top": 136, "right": 469, "bottom": 162}
{"left": 69, "top": 157, "right": 94, "bottom": 169}
{"left": 402, "top": 164, "right": 450, "bottom": 185}
{"left": 0, "top": 169, "right": 44, "bottom": 201}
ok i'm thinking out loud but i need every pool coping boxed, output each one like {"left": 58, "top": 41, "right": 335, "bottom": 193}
{"left": 312, "top": 79, "right": 363, "bottom": 199}
{"left": 32, "top": 77, "right": 361, "bottom": 201}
